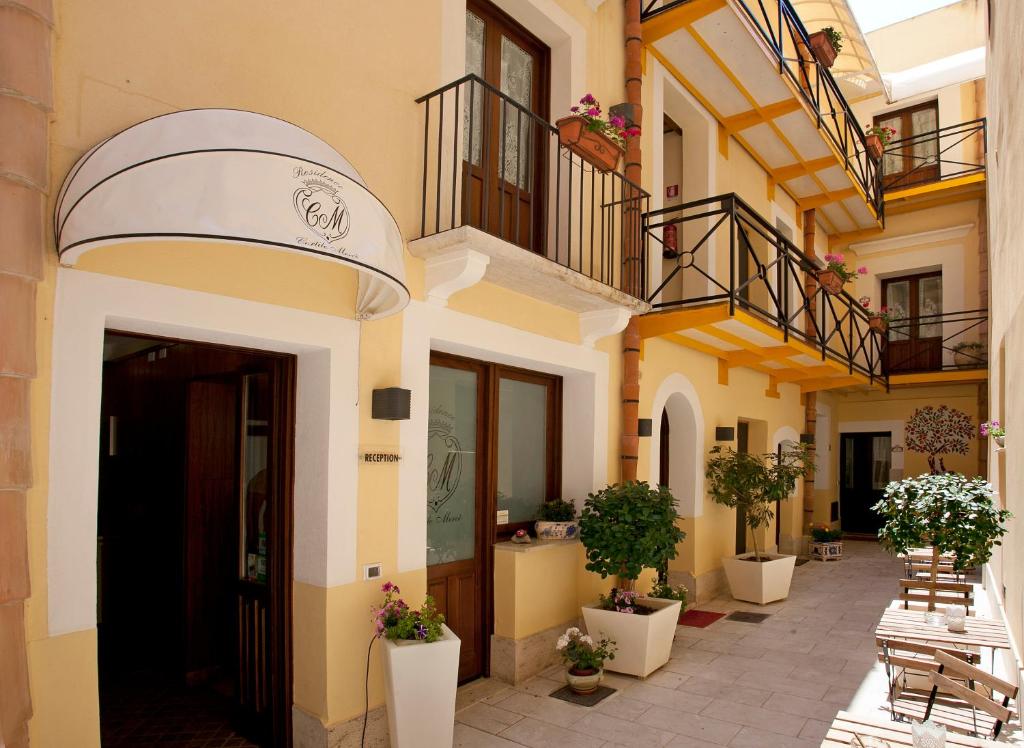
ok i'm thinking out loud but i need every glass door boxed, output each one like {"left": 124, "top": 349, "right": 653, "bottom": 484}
{"left": 463, "top": 0, "right": 549, "bottom": 251}
{"left": 839, "top": 433, "right": 891, "bottom": 534}
{"left": 883, "top": 272, "right": 943, "bottom": 372}
{"left": 877, "top": 101, "right": 939, "bottom": 190}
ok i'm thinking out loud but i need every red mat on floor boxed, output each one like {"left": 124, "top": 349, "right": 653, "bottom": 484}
{"left": 678, "top": 609, "right": 726, "bottom": 628}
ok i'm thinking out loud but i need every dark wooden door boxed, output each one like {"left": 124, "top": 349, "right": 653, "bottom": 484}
{"left": 463, "top": 0, "right": 549, "bottom": 251}
{"left": 839, "top": 432, "right": 891, "bottom": 535}
{"left": 735, "top": 421, "right": 749, "bottom": 554}
{"left": 883, "top": 272, "right": 943, "bottom": 373}
{"left": 877, "top": 101, "right": 939, "bottom": 190}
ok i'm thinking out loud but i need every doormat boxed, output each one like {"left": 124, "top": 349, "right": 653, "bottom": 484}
{"left": 549, "top": 684, "right": 616, "bottom": 707}
{"left": 725, "top": 611, "right": 771, "bottom": 624}
{"left": 678, "top": 609, "right": 727, "bottom": 628}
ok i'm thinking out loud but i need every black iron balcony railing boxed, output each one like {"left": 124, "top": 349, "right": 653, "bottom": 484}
{"left": 645, "top": 194, "right": 885, "bottom": 382}
{"left": 884, "top": 309, "right": 988, "bottom": 374}
{"left": 415, "top": 75, "right": 650, "bottom": 302}
{"left": 641, "top": 0, "right": 884, "bottom": 223}
{"left": 881, "top": 118, "right": 987, "bottom": 192}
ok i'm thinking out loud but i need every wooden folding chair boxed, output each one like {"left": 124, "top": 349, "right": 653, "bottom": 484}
{"left": 922, "top": 649, "right": 1018, "bottom": 739}
{"left": 898, "top": 578, "right": 974, "bottom": 611}
{"left": 878, "top": 639, "right": 980, "bottom": 722}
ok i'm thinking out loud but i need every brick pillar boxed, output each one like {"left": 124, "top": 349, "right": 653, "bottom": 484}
{"left": 0, "top": 2, "right": 53, "bottom": 746}
{"left": 801, "top": 209, "right": 818, "bottom": 526}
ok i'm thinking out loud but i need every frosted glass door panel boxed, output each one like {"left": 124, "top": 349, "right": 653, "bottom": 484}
{"left": 464, "top": 11, "right": 485, "bottom": 166}
{"left": 496, "top": 377, "right": 547, "bottom": 523}
{"left": 918, "top": 275, "right": 942, "bottom": 338}
{"left": 500, "top": 36, "right": 533, "bottom": 190}
{"left": 427, "top": 365, "right": 478, "bottom": 566}
{"left": 885, "top": 280, "right": 910, "bottom": 341}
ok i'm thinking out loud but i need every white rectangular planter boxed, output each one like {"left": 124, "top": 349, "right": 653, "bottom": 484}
{"left": 581, "top": 597, "right": 681, "bottom": 677}
{"left": 722, "top": 553, "right": 797, "bottom": 605}
{"left": 380, "top": 624, "right": 460, "bottom": 748}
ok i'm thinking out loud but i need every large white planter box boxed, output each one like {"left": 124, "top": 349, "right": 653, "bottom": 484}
{"left": 722, "top": 553, "right": 796, "bottom": 605}
{"left": 581, "top": 597, "right": 681, "bottom": 677}
{"left": 380, "top": 624, "right": 460, "bottom": 748}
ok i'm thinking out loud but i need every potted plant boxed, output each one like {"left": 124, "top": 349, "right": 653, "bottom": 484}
{"left": 808, "top": 26, "right": 843, "bottom": 68}
{"left": 872, "top": 473, "right": 1012, "bottom": 610}
{"left": 556, "top": 93, "right": 641, "bottom": 173}
{"left": 373, "top": 582, "right": 460, "bottom": 748}
{"left": 578, "top": 481, "right": 685, "bottom": 677}
{"left": 980, "top": 420, "right": 1005, "bottom": 448}
{"left": 860, "top": 299, "right": 890, "bottom": 334}
{"left": 952, "top": 340, "right": 987, "bottom": 368}
{"left": 705, "top": 443, "right": 814, "bottom": 604}
{"left": 555, "top": 626, "right": 616, "bottom": 695}
{"left": 865, "top": 124, "right": 897, "bottom": 160}
{"left": 809, "top": 523, "right": 844, "bottom": 561}
{"left": 649, "top": 579, "right": 688, "bottom": 610}
{"left": 535, "top": 498, "right": 578, "bottom": 540}
{"left": 817, "top": 253, "right": 866, "bottom": 295}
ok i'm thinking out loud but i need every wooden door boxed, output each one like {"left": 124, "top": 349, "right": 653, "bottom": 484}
{"left": 839, "top": 433, "right": 891, "bottom": 535}
{"left": 734, "top": 421, "right": 749, "bottom": 554}
{"left": 883, "top": 272, "right": 943, "bottom": 373}
{"left": 876, "top": 101, "right": 939, "bottom": 190}
{"left": 427, "top": 355, "right": 488, "bottom": 682}
{"left": 463, "top": 0, "right": 549, "bottom": 251}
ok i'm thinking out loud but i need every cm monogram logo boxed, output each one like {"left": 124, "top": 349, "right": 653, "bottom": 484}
{"left": 292, "top": 167, "right": 351, "bottom": 245}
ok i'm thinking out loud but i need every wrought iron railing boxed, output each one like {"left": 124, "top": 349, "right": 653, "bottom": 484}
{"left": 884, "top": 309, "right": 988, "bottom": 374}
{"left": 881, "top": 118, "right": 987, "bottom": 192}
{"left": 645, "top": 194, "right": 886, "bottom": 382}
{"left": 641, "top": 0, "right": 884, "bottom": 223}
{"left": 415, "top": 75, "right": 650, "bottom": 301}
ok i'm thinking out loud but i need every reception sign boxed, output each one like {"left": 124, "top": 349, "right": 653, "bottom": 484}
{"left": 54, "top": 109, "right": 409, "bottom": 320}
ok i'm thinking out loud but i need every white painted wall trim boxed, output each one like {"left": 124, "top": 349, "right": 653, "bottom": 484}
{"left": 648, "top": 373, "right": 706, "bottom": 518}
{"left": 47, "top": 269, "right": 360, "bottom": 636}
{"left": 850, "top": 223, "right": 974, "bottom": 255}
{"left": 397, "top": 300, "right": 610, "bottom": 572}
{"left": 424, "top": 248, "right": 490, "bottom": 306}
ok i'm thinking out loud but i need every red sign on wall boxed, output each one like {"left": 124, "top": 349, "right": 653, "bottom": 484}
{"left": 666, "top": 184, "right": 679, "bottom": 198}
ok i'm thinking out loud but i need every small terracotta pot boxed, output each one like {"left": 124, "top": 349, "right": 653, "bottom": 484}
{"left": 556, "top": 116, "right": 623, "bottom": 173}
{"left": 866, "top": 134, "right": 884, "bottom": 160}
{"left": 817, "top": 269, "right": 845, "bottom": 295}
{"left": 566, "top": 666, "right": 603, "bottom": 695}
{"left": 807, "top": 31, "right": 837, "bottom": 68}
{"left": 868, "top": 317, "right": 888, "bottom": 334}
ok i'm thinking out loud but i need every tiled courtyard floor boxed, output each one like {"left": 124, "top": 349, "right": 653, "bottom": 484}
{"left": 454, "top": 541, "right": 1023, "bottom": 747}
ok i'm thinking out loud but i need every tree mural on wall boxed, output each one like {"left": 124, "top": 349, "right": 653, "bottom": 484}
{"left": 905, "top": 405, "right": 974, "bottom": 474}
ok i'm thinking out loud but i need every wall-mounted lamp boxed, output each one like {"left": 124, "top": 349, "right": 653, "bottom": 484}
{"left": 372, "top": 387, "right": 411, "bottom": 420}
{"left": 800, "top": 433, "right": 815, "bottom": 444}
{"left": 638, "top": 418, "right": 653, "bottom": 437}
{"left": 891, "top": 445, "right": 904, "bottom": 453}
{"left": 715, "top": 426, "right": 735, "bottom": 442}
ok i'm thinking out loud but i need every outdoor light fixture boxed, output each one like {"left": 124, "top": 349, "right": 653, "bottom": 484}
{"left": 800, "top": 433, "right": 815, "bottom": 444}
{"left": 715, "top": 426, "right": 735, "bottom": 442}
{"left": 638, "top": 418, "right": 653, "bottom": 437}
{"left": 372, "top": 387, "right": 411, "bottom": 420}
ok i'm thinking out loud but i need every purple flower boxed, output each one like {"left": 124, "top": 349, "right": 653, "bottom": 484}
{"left": 857, "top": 266, "right": 868, "bottom": 275}
{"left": 381, "top": 581, "right": 394, "bottom": 593}
{"left": 992, "top": 420, "right": 1000, "bottom": 428}
{"left": 415, "top": 623, "right": 428, "bottom": 640}
{"left": 610, "top": 115, "right": 625, "bottom": 128}
{"left": 980, "top": 423, "right": 989, "bottom": 436}
{"left": 581, "top": 93, "right": 597, "bottom": 105}
{"left": 570, "top": 105, "right": 579, "bottom": 113}
{"left": 586, "top": 106, "right": 600, "bottom": 117}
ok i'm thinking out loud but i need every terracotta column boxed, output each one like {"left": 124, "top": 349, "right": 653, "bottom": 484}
{"left": 801, "top": 209, "right": 817, "bottom": 524}
{"left": 0, "top": 2, "right": 52, "bottom": 746}
{"left": 620, "top": 0, "right": 643, "bottom": 481}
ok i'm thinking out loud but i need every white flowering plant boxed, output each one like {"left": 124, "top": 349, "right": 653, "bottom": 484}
{"left": 555, "top": 626, "right": 616, "bottom": 672}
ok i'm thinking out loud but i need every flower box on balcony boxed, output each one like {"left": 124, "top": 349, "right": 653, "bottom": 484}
{"left": 556, "top": 115, "right": 623, "bottom": 173}
{"left": 866, "top": 134, "right": 884, "bottom": 160}
{"left": 807, "top": 31, "right": 837, "bottom": 68}
{"left": 817, "top": 269, "right": 845, "bottom": 295}
{"left": 868, "top": 317, "right": 888, "bottom": 334}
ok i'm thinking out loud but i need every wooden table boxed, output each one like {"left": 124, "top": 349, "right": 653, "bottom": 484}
{"left": 875, "top": 607, "right": 1012, "bottom": 651}
{"left": 822, "top": 711, "right": 1002, "bottom": 746}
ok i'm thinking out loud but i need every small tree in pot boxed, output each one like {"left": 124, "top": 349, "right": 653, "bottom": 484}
{"left": 872, "top": 473, "right": 1011, "bottom": 610}
{"left": 578, "top": 481, "right": 686, "bottom": 677}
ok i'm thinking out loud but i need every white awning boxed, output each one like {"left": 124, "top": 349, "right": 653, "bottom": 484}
{"left": 55, "top": 109, "right": 409, "bottom": 320}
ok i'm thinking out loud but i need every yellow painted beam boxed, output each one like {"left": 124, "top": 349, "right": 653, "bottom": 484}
{"left": 722, "top": 99, "right": 802, "bottom": 132}
{"left": 718, "top": 123, "right": 729, "bottom": 158}
{"left": 884, "top": 172, "right": 986, "bottom": 203}
{"left": 641, "top": 0, "right": 726, "bottom": 44}
{"left": 638, "top": 304, "right": 732, "bottom": 339}
{"left": 889, "top": 369, "right": 988, "bottom": 386}
{"left": 772, "top": 365, "right": 838, "bottom": 383}
{"left": 664, "top": 332, "right": 731, "bottom": 360}
{"left": 885, "top": 186, "right": 987, "bottom": 217}
{"left": 800, "top": 187, "right": 857, "bottom": 211}
{"left": 828, "top": 226, "right": 884, "bottom": 250}
{"left": 718, "top": 359, "right": 730, "bottom": 385}
{"left": 724, "top": 345, "right": 798, "bottom": 368}
{"left": 766, "top": 177, "right": 775, "bottom": 203}
{"left": 800, "top": 375, "right": 861, "bottom": 394}
{"left": 773, "top": 157, "right": 837, "bottom": 183}
{"left": 765, "top": 375, "right": 780, "bottom": 399}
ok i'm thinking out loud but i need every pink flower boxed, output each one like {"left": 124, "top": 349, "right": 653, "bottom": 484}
{"left": 625, "top": 127, "right": 641, "bottom": 137}
{"left": 857, "top": 266, "right": 868, "bottom": 275}
{"left": 581, "top": 93, "right": 596, "bottom": 105}
{"left": 610, "top": 115, "right": 625, "bottom": 128}
{"left": 586, "top": 106, "right": 600, "bottom": 117}
{"left": 570, "top": 105, "right": 579, "bottom": 113}
{"left": 381, "top": 581, "right": 394, "bottom": 593}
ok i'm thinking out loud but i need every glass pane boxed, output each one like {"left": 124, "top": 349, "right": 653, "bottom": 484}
{"left": 240, "top": 373, "right": 271, "bottom": 584}
{"left": 463, "top": 11, "right": 485, "bottom": 166}
{"left": 843, "top": 437, "right": 855, "bottom": 489}
{"left": 885, "top": 281, "right": 911, "bottom": 341}
{"left": 427, "top": 365, "right": 478, "bottom": 565}
{"left": 918, "top": 276, "right": 943, "bottom": 338}
{"left": 500, "top": 36, "right": 533, "bottom": 190}
{"left": 911, "top": 108, "right": 938, "bottom": 172}
{"left": 497, "top": 377, "right": 548, "bottom": 523}
{"left": 879, "top": 115, "right": 902, "bottom": 175}
{"left": 871, "top": 436, "right": 891, "bottom": 490}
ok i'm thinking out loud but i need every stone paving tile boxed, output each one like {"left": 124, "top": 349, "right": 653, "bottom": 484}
{"left": 456, "top": 702, "right": 525, "bottom": 735}
{"left": 617, "top": 682, "right": 713, "bottom": 714}
{"left": 637, "top": 706, "right": 742, "bottom": 745}
{"left": 673, "top": 676, "right": 772, "bottom": 707}
{"left": 498, "top": 717, "right": 599, "bottom": 748}
{"left": 593, "top": 693, "right": 652, "bottom": 720}
{"left": 454, "top": 722, "right": 523, "bottom": 747}
{"left": 726, "top": 726, "right": 820, "bottom": 748}
{"left": 763, "top": 691, "right": 841, "bottom": 722}
{"left": 571, "top": 711, "right": 676, "bottom": 746}
{"left": 699, "top": 697, "right": 808, "bottom": 737}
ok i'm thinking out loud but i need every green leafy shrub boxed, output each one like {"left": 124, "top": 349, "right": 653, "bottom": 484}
{"left": 579, "top": 481, "right": 685, "bottom": 589}
{"left": 650, "top": 580, "right": 688, "bottom": 609}
{"left": 537, "top": 499, "right": 576, "bottom": 522}
{"left": 705, "top": 443, "right": 814, "bottom": 561}
{"left": 872, "top": 473, "right": 1011, "bottom": 572}
{"left": 822, "top": 26, "right": 843, "bottom": 54}
{"left": 810, "top": 524, "right": 843, "bottom": 543}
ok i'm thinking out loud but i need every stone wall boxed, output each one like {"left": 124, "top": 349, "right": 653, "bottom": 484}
{"left": 0, "top": 1, "right": 52, "bottom": 745}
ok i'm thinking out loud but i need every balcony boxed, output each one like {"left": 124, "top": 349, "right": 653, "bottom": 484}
{"left": 882, "top": 119, "right": 987, "bottom": 216}
{"left": 885, "top": 309, "right": 988, "bottom": 386}
{"left": 408, "top": 75, "right": 651, "bottom": 316}
{"left": 641, "top": 0, "right": 884, "bottom": 234}
{"left": 641, "top": 194, "right": 886, "bottom": 394}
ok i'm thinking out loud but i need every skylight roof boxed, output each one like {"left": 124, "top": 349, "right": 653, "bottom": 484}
{"left": 848, "top": 0, "right": 960, "bottom": 33}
